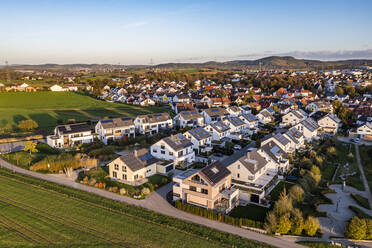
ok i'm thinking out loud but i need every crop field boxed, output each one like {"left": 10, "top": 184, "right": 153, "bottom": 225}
{"left": 0, "top": 168, "right": 270, "bottom": 248}
{"left": 0, "top": 92, "right": 169, "bottom": 130}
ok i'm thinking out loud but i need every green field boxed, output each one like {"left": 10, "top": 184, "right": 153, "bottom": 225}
{"left": 0, "top": 92, "right": 169, "bottom": 130}
{"left": 0, "top": 168, "right": 270, "bottom": 248}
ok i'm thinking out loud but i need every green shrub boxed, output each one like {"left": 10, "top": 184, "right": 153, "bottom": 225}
{"left": 36, "top": 143, "right": 60, "bottom": 154}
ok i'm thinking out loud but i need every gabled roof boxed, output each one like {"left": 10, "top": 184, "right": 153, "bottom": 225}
{"left": 57, "top": 122, "right": 91, "bottom": 135}
{"left": 237, "top": 151, "right": 267, "bottom": 175}
{"left": 225, "top": 116, "right": 245, "bottom": 127}
{"left": 119, "top": 149, "right": 158, "bottom": 172}
{"left": 100, "top": 117, "right": 133, "bottom": 129}
{"left": 261, "top": 141, "right": 288, "bottom": 164}
{"left": 240, "top": 113, "right": 258, "bottom": 122}
{"left": 210, "top": 121, "right": 230, "bottom": 133}
{"left": 203, "top": 108, "right": 228, "bottom": 117}
{"left": 136, "top": 112, "right": 171, "bottom": 123}
{"left": 301, "top": 118, "right": 320, "bottom": 132}
{"left": 163, "top": 133, "right": 193, "bottom": 151}
{"left": 179, "top": 110, "right": 203, "bottom": 120}
{"left": 273, "top": 133, "right": 290, "bottom": 146}
{"left": 187, "top": 127, "right": 211, "bottom": 141}
{"left": 199, "top": 161, "right": 230, "bottom": 186}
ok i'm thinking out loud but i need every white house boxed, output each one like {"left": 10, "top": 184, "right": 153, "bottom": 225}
{"left": 47, "top": 122, "right": 93, "bottom": 149}
{"left": 357, "top": 122, "right": 372, "bottom": 141}
{"left": 173, "top": 111, "right": 204, "bottom": 128}
{"left": 283, "top": 127, "right": 305, "bottom": 152}
{"left": 108, "top": 149, "right": 174, "bottom": 184}
{"left": 95, "top": 117, "right": 135, "bottom": 145}
{"left": 224, "top": 116, "right": 246, "bottom": 134}
{"left": 281, "top": 109, "right": 306, "bottom": 127}
{"left": 311, "top": 111, "right": 340, "bottom": 135}
{"left": 206, "top": 121, "right": 231, "bottom": 141}
{"left": 151, "top": 133, "right": 195, "bottom": 167}
{"left": 258, "top": 141, "right": 289, "bottom": 173}
{"left": 134, "top": 113, "right": 173, "bottom": 135}
{"left": 256, "top": 109, "right": 275, "bottom": 124}
{"left": 50, "top": 84, "right": 68, "bottom": 92}
{"left": 294, "top": 118, "right": 320, "bottom": 141}
{"left": 261, "top": 133, "right": 291, "bottom": 153}
{"left": 184, "top": 127, "right": 212, "bottom": 155}
{"left": 201, "top": 108, "right": 229, "bottom": 125}
{"left": 226, "top": 106, "right": 243, "bottom": 117}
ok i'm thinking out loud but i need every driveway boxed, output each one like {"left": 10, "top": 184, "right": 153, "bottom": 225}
{"left": 0, "top": 157, "right": 304, "bottom": 248}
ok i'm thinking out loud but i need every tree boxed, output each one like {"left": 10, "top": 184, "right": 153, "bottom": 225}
{"left": 264, "top": 212, "right": 277, "bottom": 233}
{"left": 303, "top": 216, "right": 319, "bottom": 237}
{"left": 290, "top": 208, "right": 304, "bottom": 235}
{"left": 23, "top": 141, "right": 38, "bottom": 155}
{"left": 273, "top": 188, "right": 293, "bottom": 216}
{"left": 335, "top": 86, "right": 344, "bottom": 95}
{"left": 309, "top": 165, "right": 322, "bottom": 186}
{"left": 345, "top": 216, "right": 366, "bottom": 240}
{"left": 18, "top": 120, "right": 38, "bottom": 131}
{"left": 276, "top": 213, "right": 292, "bottom": 234}
{"left": 289, "top": 185, "right": 305, "bottom": 203}
{"left": 365, "top": 219, "right": 372, "bottom": 240}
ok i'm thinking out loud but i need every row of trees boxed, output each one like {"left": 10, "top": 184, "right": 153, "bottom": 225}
{"left": 345, "top": 216, "right": 372, "bottom": 240}
{"left": 265, "top": 186, "right": 319, "bottom": 236}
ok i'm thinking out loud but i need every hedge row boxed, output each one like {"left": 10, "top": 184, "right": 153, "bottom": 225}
{"left": 175, "top": 200, "right": 264, "bottom": 229}
{"left": 0, "top": 168, "right": 272, "bottom": 248}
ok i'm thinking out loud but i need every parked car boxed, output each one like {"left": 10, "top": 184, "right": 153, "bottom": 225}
{"left": 233, "top": 145, "right": 242, "bottom": 150}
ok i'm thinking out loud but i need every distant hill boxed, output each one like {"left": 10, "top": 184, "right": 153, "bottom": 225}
{"left": 7, "top": 56, "right": 372, "bottom": 71}
{"left": 152, "top": 56, "right": 372, "bottom": 70}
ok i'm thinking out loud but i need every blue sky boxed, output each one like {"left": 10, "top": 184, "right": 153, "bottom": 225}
{"left": 1, "top": 0, "right": 371, "bottom": 64}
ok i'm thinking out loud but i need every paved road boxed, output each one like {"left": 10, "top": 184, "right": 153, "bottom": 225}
{"left": 0, "top": 157, "right": 304, "bottom": 248}
{"left": 220, "top": 141, "right": 256, "bottom": 166}
{"left": 355, "top": 144, "right": 372, "bottom": 209}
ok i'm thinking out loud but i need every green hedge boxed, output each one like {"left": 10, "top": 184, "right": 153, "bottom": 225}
{"left": 0, "top": 168, "right": 271, "bottom": 248}
{"left": 175, "top": 200, "right": 264, "bottom": 229}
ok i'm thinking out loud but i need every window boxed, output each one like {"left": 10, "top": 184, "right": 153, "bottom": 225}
{"left": 237, "top": 173, "right": 240, "bottom": 178}
{"left": 237, "top": 164, "right": 240, "bottom": 169}
{"left": 201, "top": 189, "right": 208, "bottom": 194}
{"left": 112, "top": 171, "right": 117, "bottom": 178}
{"left": 169, "top": 152, "right": 173, "bottom": 156}
{"left": 189, "top": 186, "right": 197, "bottom": 192}
{"left": 152, "top": 149, "right": 157, "bottom": 153}
{"left": 114, "top": 164, "right": 119, "bottom": 170}
{"left": 134, "top": 175, "right": 138, "bottom": 180}
{"left": 161, "top": 145, "right": 165, "bottom": 149}
{"left": 178, "top": 151, "right": 183, "bottom": 157}
{"left": 161, "top": 150, "right": 165, "bottom": 154}
{"left": 122, "top": 166, "right": 127, "bottom": 172}
{"left": 122, "top": 174, "right": 127, "bottom": 180}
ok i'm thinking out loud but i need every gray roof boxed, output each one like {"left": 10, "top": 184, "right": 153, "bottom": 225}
{"left": 288, "top": 109, "right": 304, "bottom": 119}
{"left": 204, "top": 108, "right": 229, "bottom": 117}
{"left": 199, "top": 161, "right": 231, "bottom": 186}
{"left": 57, "top": 122, "right": 91, "bottom": 135}
{"left": 163, "top": 133, "right": 193, "bottom": 151}
{"left": 261, "top": 141, "right": 288, "bottom": 164}
{"left": 240, "top": 113, "right": 258, "bottom": 122}
{"left": 119, "top": 149, "right": 158, "bottom": 172}
{"left": 179, "top": 110, "right": 203, "bottom": 120}
{"left": 226, "top": 116, "right": 245, "bottom": 127}
{"left": 273, "top": 133, "right": 290, "bottom": 146}
{"left": 301, "top": 118, "right": 319, "bottom": 132}
{"left": 284, "top": 127, "right": 303, "bottom": 144}
{"left": 100, "top": 117, "right": 133, "bottom": 129}
{"left": 137, "top": 112, "right": 171, "bottom": 124}
{"left": 238, "top": 151, "right": 267, "bottom": 175}
{"left": 187, "top": 127, "right": 211, "bottom": 141}
{"left": 210, "top": 121, "right": 230, "bottom": 133}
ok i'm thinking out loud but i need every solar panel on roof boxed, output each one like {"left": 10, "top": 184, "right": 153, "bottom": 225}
{"left": 154, "top": 113, "right": 162, "bottom": 117}
{"left": 139, "top": 153, "right": 154, "bottom": 162}
{"left": 121, "top": 117, "right": 131, "bottom": 121}
{"left": 101, "top": 120, "right": 112, "bottom": 123}
{"left": 211, "top": 109, "right": 219, "bottom": 112}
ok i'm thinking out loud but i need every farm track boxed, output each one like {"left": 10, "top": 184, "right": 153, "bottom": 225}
{"left": 0, "top": 212, "right": 41, "bottom": 245}
{"left": 0, "top": 212, "right": 55, "bottom": 245}
{"left": 0, "top": 196, "right": 133, "bottom": 248}
{"left": 0, "top": 173, "right": 230, "bottom": 248}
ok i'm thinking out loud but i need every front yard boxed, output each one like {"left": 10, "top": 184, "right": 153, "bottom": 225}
{"left": 78, "top": 165, "right": 171, "bottom": 199}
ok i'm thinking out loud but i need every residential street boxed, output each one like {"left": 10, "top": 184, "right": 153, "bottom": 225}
{"left": 0, "top": 157, "right": 304, "bottom": 248}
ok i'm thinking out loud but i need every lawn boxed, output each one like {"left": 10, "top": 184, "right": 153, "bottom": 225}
{"left": 229, "top": 204, "right": 270, "bottom": 222}
{"left": 351, "top": 193, "right": 371, "bottom": 210}
{"left": 268, "top": 181, "right": 294, "bottom": 202}
{"left": 0, "top": 168, "right": 271, "bottom": 248}
{"left": 298, "top": 241, "right": 340, "bottom": 248}
{"left": 0, "top": 91, "right": 169, "bottom": 131}
{"left": 359, "top": 145, "right": 372, "bottom": 191}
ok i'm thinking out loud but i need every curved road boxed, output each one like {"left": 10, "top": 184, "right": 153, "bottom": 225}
{"left": 0, "top": 158, "right": 304, "bottom": 248}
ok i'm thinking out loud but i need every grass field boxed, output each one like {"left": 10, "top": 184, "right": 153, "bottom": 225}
{"left": 0, "top": 92, "right": 169, "bottom": 131}
{"left": 359, "top": 145, "right": 372, "bottom": 191}
{"left": 0, "top": 168, "right": 270, "bottom": 248}
{"left": 229, "top": 204, "right": 270, "bottom": 222}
